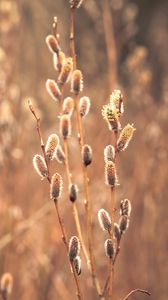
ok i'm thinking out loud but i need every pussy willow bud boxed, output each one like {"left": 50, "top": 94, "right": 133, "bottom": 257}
{"left": 110, "top": 89, "right": 124, "bottom": 116}
{"left": 0, "top": 273, "right": 13, "bottom": 295}
{"left": 105, "top": 161, "right": 118, "bottom": 187}
{"left": 60, "top": 115, "right": 71, "bottom": 139}
{"left": 33, "top": 154, "right": 48, "bottom": 179}
{"left": 98, "top": 209, "right": 111, "bottom": 232}
{"left": 79, "top": 96, "right": 91, "bottom": 117}
{"left": 69, "top": 184, "right": 78, "bottom": 202}
{"left": 73, "top": 256, "right": 81, "bottom": 275}
{"left": 82, "top": 144, "right": 92, "bottom": 166}
{"left": 50, "top": 173, "right": 63, "bottom": 200}
{"left": 68, "top": 236, "right": 80, "bottom": 261}
{"left": 71, "top": 70, "right": 83, "bottom": 95}
{"left": 46, "top": 35, "right": 60, "bottom": 54}
{"left": 45, "top": 134, "right": 59, "bottom": 160}
{"left": 104, "top": 239, "right": 115, "bottom": 259}
{"left": 117, "top": 124, "right": 136, "bottom": 151}
{"left": 62, "top": 97, "right": 74, "bottom": 116}
{"left": 46, "top": 79, "right": 61, "bottom": 101}
{"left": 104, "top": 145, "right": 115, "bottom": 163}
{"left": 55, "top": 144, "right": 65, "bottom": 163}
{"left": 114, "top": 223, "right": 121, "bottom": 241}
{"left": 119, "top": 215, "right": 130, "bottom": 233}
{"left": 102, "top": 104, "right": 121, "bottom": 132}
{"left": 58, "top": 57, "right": 73, "bottom": 85}
{"left": 70, "top": 0, "right": 83, "bottom": 8}
{"left": 120, "top": 199, "right": 132, "bottom": 217}
{"left": 53, "top": 51, "right": 66, "bottom": 72}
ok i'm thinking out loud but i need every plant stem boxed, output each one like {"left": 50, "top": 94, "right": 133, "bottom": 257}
{"left": 70, "top": 7, "right": 77, "bottom": 69}
{"left": 122, "top": 289, "right": 151, "bottom": 300}
{"left": 54, "top": 200, "right": 83, "bottom": 300}
{"left": 63, "top": 138, "right": 90, "bottom": 265}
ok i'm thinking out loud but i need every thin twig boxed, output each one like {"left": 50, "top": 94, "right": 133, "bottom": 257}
{"left": 28, "top": 99, "right": 51, "bottom": 183}
{"left": 122, "top": 289, "right": 151, "bottom": 300}
{"left": 70, "top": 7, "right": 77, "bottom": 69}
{"left": 54, "top": 200, "right": 83, "bottom": 300}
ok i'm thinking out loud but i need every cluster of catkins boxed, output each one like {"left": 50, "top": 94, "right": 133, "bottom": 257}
{"left": 33, "top": 15, "right": 92, "bottom": 277}
{"left": 0, "top": 273, "right": 13, "bottom": 300}
{"left": 97, "top": 90, "right": 135, "bottom": 260}
{"left": 98, "top": 199, "right": 131, "bottom": 260}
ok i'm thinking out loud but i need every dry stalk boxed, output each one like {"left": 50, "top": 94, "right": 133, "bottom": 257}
{"left": 70, "top": 9, "right": 103, "bottom": 299}
{"left": 29, "top": 102, "right": 83, "bottom": 300}
{"left": 122, "top": 289, "right": 151, "bottom": 300}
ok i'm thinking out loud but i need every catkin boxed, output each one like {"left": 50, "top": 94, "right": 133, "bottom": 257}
{"left": 79, "top": 96, "right": 91, "bottom": 117}
{"left": 71, "top": 70, "right": 83, "bottom": 95}
{"left": 117, "top": 124, "right": 136, "bottom": 151}
{"left": 68, "top": 236, "right": 80, "bottom": 261}
{"left": 55, "top": 144, "right": 65, "bottom": 163}
{"left": 46, "top": 79, "right": 61, "bottom": 101}
{"left": 82, "top": 144, "right": 92, "bottom": 166}
{"left": 50, "top": 173, "right": 63, "bottom": 200}
{"left": 0, "top": 273, "right": 13, "bottom": 295}
{"left": 105, "top": 160, "right": 118, "bottom": 187}
{"left": 62, "top": 97, "right": 74, "bottom": 116}
{"left": 104, "top": 239, "right": 115, "bottom": 259}
{"left": 73, "top": 256, "right": 81, "bottom": 275}
{"left": 46, "top": 35, "right": 60, "bottom": 54}
{"left": 98, "top": 209, "right": 112, "bottom": 232}
{"left": 45, "top": 134, "right": 59, "bottom": 160}
{"left": 33, "top": 154, "right": 48, "bottom": 179}
{"left": 60, "top": 114, "right": 71, "bottom": 139}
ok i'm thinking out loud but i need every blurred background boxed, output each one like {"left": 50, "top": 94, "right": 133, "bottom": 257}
{"left": 0, "top": 0, "right": 168, "bottom": 299}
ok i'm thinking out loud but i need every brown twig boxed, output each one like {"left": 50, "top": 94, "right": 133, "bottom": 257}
{"left": 28, "top": 99, "right": 51, "bottom": 183}
{"left": 63, "top": 138, "right": 90, "bottom": 265}
{"left": 122, "top": 289, "right": 151, "bottom": 300}
{"left": 54, "top": 200, "right": 83, "bottom": 300}
{"left": 70, "top": 7, "right": 77, "bottom": 69}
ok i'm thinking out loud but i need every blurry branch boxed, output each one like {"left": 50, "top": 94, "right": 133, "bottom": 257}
{"left": 0, "top": 202, "right": 51, "bottom": 251}
{"left": 102, "top": 0, "right": 118, "bottom": 91}
{"left": 122, "top": 289, "right": 151, "bottom": 299}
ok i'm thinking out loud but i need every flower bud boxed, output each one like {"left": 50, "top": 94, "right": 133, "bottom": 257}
{"left": 69, "top": 184, "right": 78, "bottom": 202}
{"left": 50, "top": 173, "right": 63, "bottom": 200}
{"left": 110, "top": 89, "right": 124, "bottom": 116}
{"left": 45, "top": 134, "right": 59, "bottom": 160}
{"left": 104, "top": 145, "right": 115, "bottom": 163}
{"left": 68, "top": 236, "right": 80, "bottom": 261}
{"left": 119, "top": 215, "right": 129, "bottom": 233}
{"left": 79, "top": 96, "right": 91, "bottom": 117}
{"left": 102, "top": 104, "right": 121, "bottom": 132}
{"left": 117, "top": 124, "right": 136, "bottom": 152}
{"left": 105, "top": 161, "right": 118, "bottom": 187}
{"left": 55, "top": 144, "right": 65, "bottom": 163}
{"left": 58, "top": 57, "right": 73, "bottom": 85}
{"left": 114, "top": 223, "right": 121, "bottom": 241}
{"left": 46, "top": 35, "right": 60, "bottom": 54}
{"left": 62, "top": 97, "right": 74, "bottom": 116}
{"left": 120, "top": 199, "right": 132, "bottom": 217}
{"left": 46, "top": 79, "right": 61, "bottom": 101}
{"left": 98, "top": 209, "right": 111, "bottom": 232}
{"left": 33, "top": 154, "right": 48, "bottom": 179}
{"left": 60, "top": 115, "right": 71, "bottom": 139}
{"left": 82, "top": 144, "right": 92, "bottom": 166}
{"left": 0, "top": 273, "right": 13, "bottom": 296}
{"left": 104, "top": 239, "right": 115, "bottom": 259}
{"left": 71, "top": 70, "right": 83, "bottom": 95}
{"left": 53, "top": 51, "right": 66, "bottom": 72}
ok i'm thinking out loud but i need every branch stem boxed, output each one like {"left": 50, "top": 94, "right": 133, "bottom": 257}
{"left": 122, "top": 289, "right": 151, "bottom": 300}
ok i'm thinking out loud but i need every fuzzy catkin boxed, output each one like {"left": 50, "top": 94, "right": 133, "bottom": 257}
{"left": 71, "top": 70, "right": 83, "bottom": 95}
{"left": 104, "top": 239, "right": 115, "bottom": 259}
{"left": 58, "top": 57, "right": 73, "bottom": 85}
{"left": 120, "top": 199, "right": 132, "bottom": 217}
{"left": 70, "top": 0, "right": 83, "bottom": 9}
{"left": 104, "top": 145, "right": 115, "bottom": 163}
{"left": 82, "top": 144, "right": 92, "bottom": 166}
{"left": 46, "top": 79, "right": 61, "bottom": 101}
{"left": 50, "top": 173, "right": 63, "bottom": 200}
{"left": 60, "top": 114, "right": 71, "bottom": 139}
{"left": 68, "top": 236, "right": 80, "bottom": 261}
{"left": 55, "top": 144, "right": 65, "bottom": 163}
{"left": 114, "top": 223, "right": 121, "bottom": 241}
{"left": 119, "top": 215, "right": 129, "bottom": 233}
{"left": 45, "top": 134, "right": 59, "bottom": 160}
{"left": 79, "top": 96, "right": 91, "bottom": 117}
{"left": 62, "top": 97, "right": 74, "bottom": 116}
{"left": 0, "top": 273, "right": 13, "bottom": 295}
{"left": 69, "top": 184, "right": 78, "bottom": 202}
{"left": 33, "top": 154, "right": 48, "bottom": 179}
{"left": 98, "top": 209, "right": 112, "bottom": 232}
{"left": 105, "top": 160, "right": 118, "bottom": 187}
{"left": 117, "top": 124, "right": 136, "bottom": 151}
{"left": 46, "top": 35, "right": 60, "bottom": 54}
